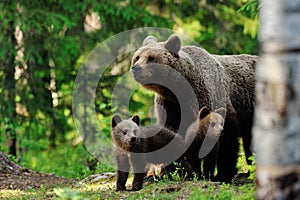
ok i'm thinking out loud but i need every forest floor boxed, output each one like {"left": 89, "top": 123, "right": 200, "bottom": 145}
{"left": 0, "top": 169, "right": 255, "bottom": 200}
{"left": 0, "top": 152, "right": 75, "bottom": 199}
{"left": 0, "top": 168, "right": 74, "bottom": 190}
{"left": 0, "top": 149, "right": 256, "bottom": 199}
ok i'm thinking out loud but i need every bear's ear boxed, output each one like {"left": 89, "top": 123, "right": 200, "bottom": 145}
{"left": 142, "top": 36, "right": 157, "bottom": 46}
{"left": 214, "top": 107, "right": 226, "bottom": 118}
{"left": 164, "top": 34, "right": 181, "bottom": 55}
{"left": 131, "top": 115, "right": 140, "bottom": 126}
{"left": 112, "top": 115, "right": 122, "bottom": 128}
{"left": 198, "top": 106, "right": 210, "bottom": 120}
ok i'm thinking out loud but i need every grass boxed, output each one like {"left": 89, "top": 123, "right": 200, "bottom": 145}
{"left": 0, "top": 138, "right": 256, "bottom": 199}
{"left": 0, "top": 178, "right": 255, "bottom": 200}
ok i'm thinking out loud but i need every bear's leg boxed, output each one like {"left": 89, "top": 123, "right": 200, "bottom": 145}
{"left": 215, "top": 134, "right": 239, "bottom": 183}
{"left": 130, "top": 155, "right": 146, "bottom": 191}
{"left": 203, "top": 142, "right": 219, "bottom": 180}
{"left": 185, "top": 154, "right": 202, "bottom": 179}
{"left": 242, "top": 128, "right": 253, "bottom": 165}
{"left": 155, "top": 96, "right": 181, "bottom": 132}
{"left": 115, "top": 152, "right": 130, "bottom": 191}
{"left": 132, "top": 173, "right": 146, "bottom": 191}
{"left": 116, "top": 170, "right": 129, "bottom": 191}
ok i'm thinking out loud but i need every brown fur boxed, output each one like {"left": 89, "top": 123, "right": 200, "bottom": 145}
{"left": 131, "top": 34, "right": 258, "bottom": 182}
{"left": 111, "top": 115, "right": 192, "bottom": 191}
{"left": 185, "top": 107, "right": 226, "bottom": 179}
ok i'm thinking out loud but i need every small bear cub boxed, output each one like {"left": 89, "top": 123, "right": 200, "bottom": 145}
{"left": 111, "top": 114, "right": 190, "bottom": 191}
{"left": 185, "top": 106, "right": 226, "bottom": 180}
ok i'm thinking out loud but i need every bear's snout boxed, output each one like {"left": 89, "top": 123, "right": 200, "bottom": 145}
{"left": 130, "top": 136, "right": 136, "bottom": 143}
{"left": 132, "top": 65, "right": 142, "bottom": 74}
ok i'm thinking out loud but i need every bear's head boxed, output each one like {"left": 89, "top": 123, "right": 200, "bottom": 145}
{"left": 111, "top": 114, "right": 141, "bottom": 152}
{"left": 185, "top": 106, "right": 226, "bottom": 145}
{"left": 197, "top": 106, "right": 226, "bottom": 138}
{"left": 131, "top": 34, "right": 194, "bottom": 98}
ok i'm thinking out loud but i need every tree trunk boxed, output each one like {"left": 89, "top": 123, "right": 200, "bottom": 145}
{"left": 253, "top": 0, "right": 300, "bottom": 199}
{"left": 2, "top": 20, "right": 17, "bottom": 157}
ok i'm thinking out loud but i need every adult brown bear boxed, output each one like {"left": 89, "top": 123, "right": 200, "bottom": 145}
{"left": 131, "top": 34, "right": 258, "bottom": 182}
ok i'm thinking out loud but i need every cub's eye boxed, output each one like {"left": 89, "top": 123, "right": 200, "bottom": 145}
{"left": 134, "top": 56, "right": 140, "bottom": 63}
{"left": 210, "top": 122, "right": 216, "bottom": 127}
{"left": 148, "top": 56, "right": 155, "bottom": 62}
{"left": 122, "top": 129, "right": 128, "bottom": 135}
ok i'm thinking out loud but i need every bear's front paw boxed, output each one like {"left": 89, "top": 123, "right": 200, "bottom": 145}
{"left": 116, "top": 185, "right": 127, "bottom": 191}
{"left": 131, "top": 184, "right": 143, "bottom": 191}
{"left": 213, "top": 174, "right": 234, "bottom": 183}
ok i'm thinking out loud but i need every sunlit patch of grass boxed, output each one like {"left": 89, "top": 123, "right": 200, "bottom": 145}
{"left": 0, "top": 190, "right": 33, "bottom": 200}
{"left": 0, "top": 188, "right": 50, "bottom": 200}
{"left": 237, "top": 139, "right": 251, "bottom": 174}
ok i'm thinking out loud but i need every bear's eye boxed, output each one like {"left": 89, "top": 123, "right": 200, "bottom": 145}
{"left": 122, "top": 129, "right": 128, "bottom": 135}
{"left": 148, "top": 56, "right": 155, "bottom": 62}
{"left": 210, "top": 122, "right": 216, "bottom": 127}
{"left": 134, "top": 56, "right": 140, "bottom": 63}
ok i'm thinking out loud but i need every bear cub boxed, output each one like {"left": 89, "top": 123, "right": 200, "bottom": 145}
{"left": 185, "top": 106, "right": 226, "bottom": 180}
{"left": 111, "top": 114, "right": 191, "bottom": 191}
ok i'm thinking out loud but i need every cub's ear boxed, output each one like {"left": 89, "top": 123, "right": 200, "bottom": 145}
{"left": 164, "top": 34, "right": 181, "bottom": 55}
{"left": 131, "top": 115, "right": 140, "bottom": 126}
{"left": 198, "top": 106, "right": 210, "bottom": 120}
{"left": 142, "top": 36, "right": 157, "bottom": 46}
{"left": 214, "top": 107, "right": 226, "bottom": 117}
{"left": 111, "top": 115, "right": 122, "bottom": 128}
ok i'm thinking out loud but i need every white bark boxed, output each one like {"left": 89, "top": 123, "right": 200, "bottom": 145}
{"left": 253, "top": 0, "right": 300, "bottom": 199}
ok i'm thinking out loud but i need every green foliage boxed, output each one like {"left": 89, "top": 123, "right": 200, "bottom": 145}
{"left": 238, "top": 0, "right": 260, "bottom": 19}
{"left": 95, "top": 160, "right": 115, "bottom": 175}
{"left": 247, "top": 154, "right": 256, "bottom": 180}
{"left": 169, "top": 0, "right": 258, "bottom": 54}
{"left": 21, "top": 142, "right": 93, "bottom": 178}
{"left": 166, "top": 162, "right": 189, "bottom": 182}
{"left": 237, "top": 139, "right": 250, "bottom": 173}
{"left": 238, "top": 0, "right": 260, "bottom": 38}
{"left": 129, "top": 88, "right": 155, "bottom": 125}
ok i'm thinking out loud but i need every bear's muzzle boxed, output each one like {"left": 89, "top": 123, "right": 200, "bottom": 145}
{"left": 132, "top": 65, "right": 142, "bottom": 74}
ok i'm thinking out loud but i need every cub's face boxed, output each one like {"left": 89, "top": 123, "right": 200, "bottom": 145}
{"left": 198, "top": 106, "right": 226, "bottom": 138}
{"left": 185, "top": 107, "right": 226, "bottom": 145}
{"left": 131, "top": 35, "right": 182, "bottom": 91}
{"left": 111, "top": 115, "right": 140, "bottom": 151}
{"left": 206, "top": 112, "right": 225, "bottom": 137}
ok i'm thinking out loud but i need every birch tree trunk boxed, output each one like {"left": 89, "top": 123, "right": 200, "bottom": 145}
{"left": 253, "top": 0, "right": 300, "bottom": 199}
